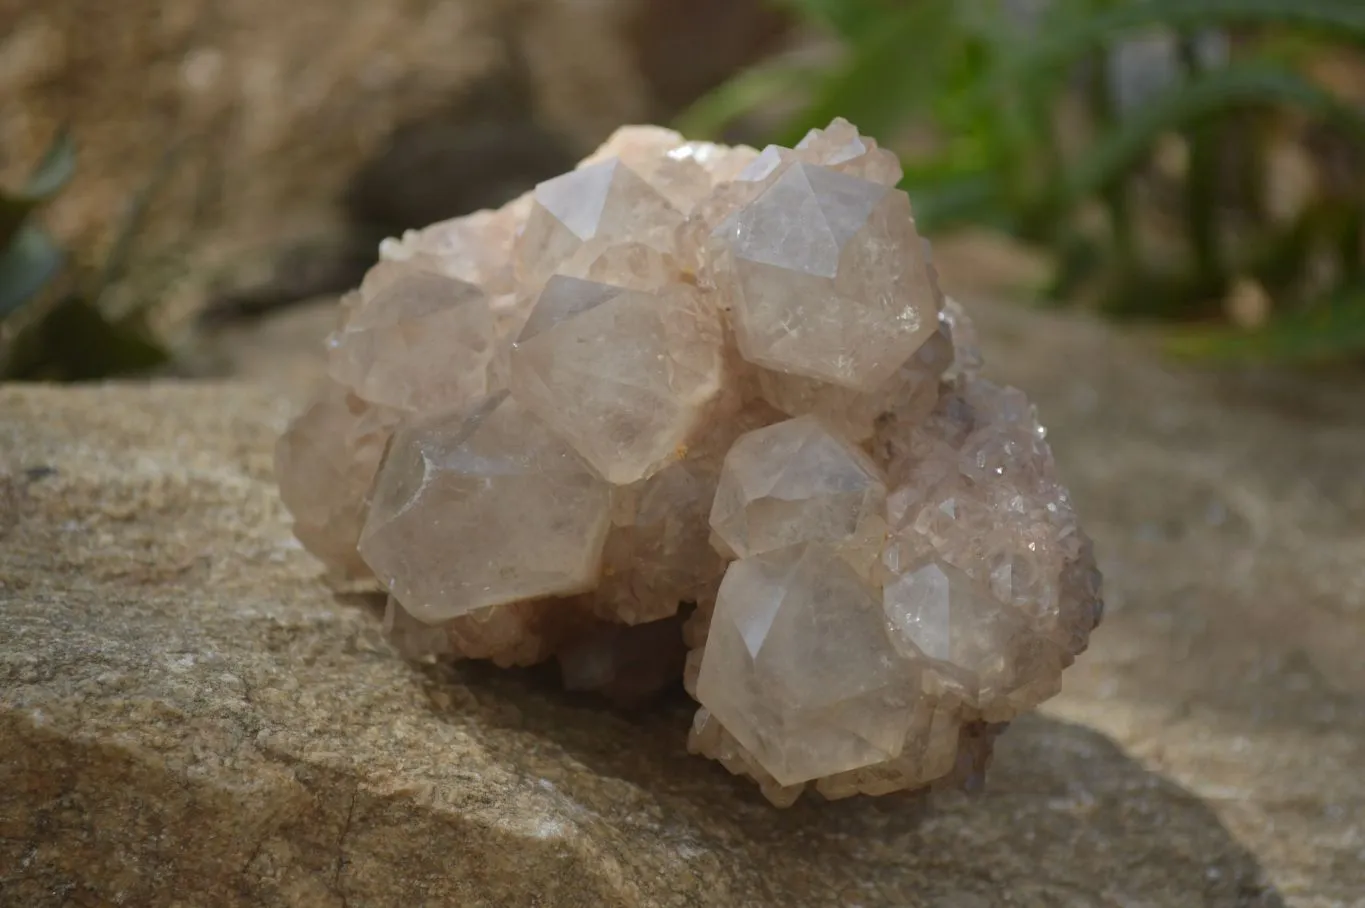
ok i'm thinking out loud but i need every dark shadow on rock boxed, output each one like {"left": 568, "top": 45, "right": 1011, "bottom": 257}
{"left": 402, "top": 656, "right": 1287, "bottom": 907}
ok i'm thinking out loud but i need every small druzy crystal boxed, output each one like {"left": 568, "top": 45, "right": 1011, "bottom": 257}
{"left": 277, "top": 118, "right": 1103, "bottom": 805}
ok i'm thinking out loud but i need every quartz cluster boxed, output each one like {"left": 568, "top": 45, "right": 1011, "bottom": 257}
{"left": 276, "top": 118, "right": 1103, "bottom": 805}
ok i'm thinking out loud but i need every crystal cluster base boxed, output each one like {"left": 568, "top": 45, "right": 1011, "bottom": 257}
{"left": 276, "top": 118, "right": 1103, "bottom": 805}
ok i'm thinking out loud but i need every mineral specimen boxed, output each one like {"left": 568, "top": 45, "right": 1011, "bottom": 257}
{"left": 276, "top": 118, "right": 1103, "bottom": 805}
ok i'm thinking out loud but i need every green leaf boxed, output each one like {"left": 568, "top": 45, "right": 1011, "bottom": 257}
{"left": 1064, "top": 64, "right": 1365, "bottom": 206}
{"left": 1166, "top": 287, "right": 1365, "bottom": 363}
{"left": 673, "top": 61, "right": 820, "bottom": 140}
{"left": 1016, "top": 0, "right": 1365, "bottom": 79}
{"left": 0, "top": 131, "right": 76, "bottom": 247}
{"left": 0, "top": 224, "right": 64, "bottom": 319}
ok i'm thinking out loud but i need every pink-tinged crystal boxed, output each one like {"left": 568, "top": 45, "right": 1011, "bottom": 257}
{"left": 708, "top": 415, "right": 887, "bottom": 561}
{"left": 378, "top": 204, "right": 523, "bottom": 294}
{"left": 695, "top": 543, "right": 921, "bottom": 786}
{"left": 515, "top": 158, "right": 684, "bottom": 288}
{"left": 275, "top": 382, "right": 399, "bottom": 579}
{"left": 327, "top": 270, "right": 495, "bottom": 412}
{"left": 794, "top": 117, "right": 904, "bottom": 186}
{"left": 509, "top": 276, "right": 726, "bottom": 484}
{"left": 709, "top": 162, "right": 940, "bottom": 391}
{"left": 583, "top": 125, "right": 759, "bottom": 215}
{"left": 359, "top": 392, "right": 612, "bottom": 622}
{"left": 276, "top": 119, "right": 1102, "bottom": 807}
{"left": 591, "top": 456, "right": 728, "bottom": 625}
{"left": 756, "top": 317, "right": 954, "bottom": 442}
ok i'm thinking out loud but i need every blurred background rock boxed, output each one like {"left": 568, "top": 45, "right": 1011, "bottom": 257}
{"left": 0, "top": 0, "right": 787, "bottom": 358}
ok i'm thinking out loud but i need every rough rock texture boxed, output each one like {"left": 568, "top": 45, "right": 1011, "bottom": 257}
{"left": 3, "top": 291, "right": 1363, "bottom": 905}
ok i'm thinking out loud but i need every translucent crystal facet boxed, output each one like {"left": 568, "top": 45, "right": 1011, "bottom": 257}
{"left": 878, "top": 380, "right": 1101, "bottom": 661}
{"left": 275, "top": 382, "right": 399, "bottom": 579}
{"left": 709, "top": 416, "right": 887, "bottom": 561}
{"left": 275, "top": 119, "right": 1102, "bottom": 807}
{"left": 711, "top": 162, "right": 940, "bottom": 390}
{"left": 515, "top": 158, "right": 684, "bottom": 287}
{"left": 695, "top": 544, "right": 920, "bottom": 786}
{"left": 793, "top": 117, "right": 904, "bottom": 186}
{"left": 592, "top": 456, "right": 728, "bottom": 624}
{"left": 882, "top": 556, "right": 1066, "bottom": 716}
{"left": 509, "top": 276, "right": 726, "bottom": 484}
{"left": 582, "top": 124, "right": 759, "bottom": 215}
{"left": 327, "top": 271, "right": 495, "bottom": 412}
{"left": 359, "top": 392, "right": 611, "bottom": 622}
{"left": 378, "top": 204, "right": 522, "bottom": 294}
{"left": 757, "top": 318, "right": 954, "bottom": 441}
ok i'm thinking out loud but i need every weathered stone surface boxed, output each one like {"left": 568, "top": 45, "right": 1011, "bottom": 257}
{"left": 3, "top": 294, "right": 1364, "bottom": 904}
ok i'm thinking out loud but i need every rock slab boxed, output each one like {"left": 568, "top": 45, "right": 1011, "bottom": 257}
{"left": 2, "top": 299, "right": 1364, "bottom": 907}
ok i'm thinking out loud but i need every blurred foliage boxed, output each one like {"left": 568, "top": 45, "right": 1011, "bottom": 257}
{"left": 679, "top": 0, "right": 1365, "bottom": 363}
{"left": 0, "top": 132, "right": 169, "bottom": 381}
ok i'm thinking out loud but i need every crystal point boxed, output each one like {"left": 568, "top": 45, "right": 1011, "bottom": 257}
{"left": 509, "top": 276, "right": 726, "bottom": 484}
{"left": 275, "top": 382, "right": 399, "bottom": 579}
{"left": 359, "top": 392, "right": 611, "bottom": 622}
{"left": 327, "top": 270, "right": 495, "bottom": 413}
{"left": 696, "top": 544, "right": 919, "bottom": 786}
{"left": 516, "top": 158, "right": 683, "bottom": 288}
{"left": 713, "top": 163, "right": 940, "bottom": 390}
{"left": 709, "top": 416, "right": 887, "bottom": 561}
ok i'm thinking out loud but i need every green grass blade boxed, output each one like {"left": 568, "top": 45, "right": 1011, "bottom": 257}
{"left": 0, "top": 131, "right": 76, "bottom": 247}
{"left": 1177, "top": 38, "right": 1224, "bottom": 286}
{"left": 1166, "top": 285, "right": 1365, "bottom": 363}
{"left": 907, "top": 172, "right": 1006, "bottom": 233}
{"left": 1065, "top": 64, "right": 1365, "bottom": 205}
{"left": 20, "top": 130, "right": 76, "bottom": 200}
{"left": 1017, "top": 0, "right": 1365, "bottom": 77}
{"left": 0, "top": 224, "right": 64, "bottom": 319}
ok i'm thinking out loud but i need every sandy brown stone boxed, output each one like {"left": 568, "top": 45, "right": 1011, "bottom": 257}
{"left": 3, "top": 295, "right": 1363, "bottom": 905}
